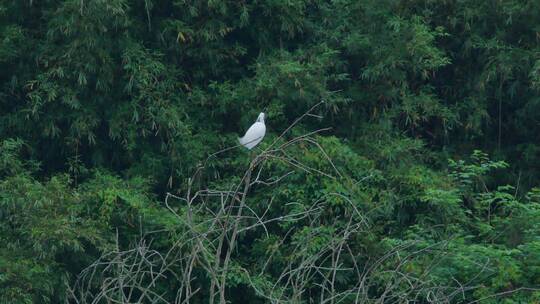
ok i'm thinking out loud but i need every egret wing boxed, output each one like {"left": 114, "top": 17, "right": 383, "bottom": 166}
{"left": 239, "top": 122, "right": 266, "bottom": 149}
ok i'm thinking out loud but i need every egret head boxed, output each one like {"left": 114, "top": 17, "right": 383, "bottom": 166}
{"left": 256, "top": 112, "right": 265, "bottom": 123}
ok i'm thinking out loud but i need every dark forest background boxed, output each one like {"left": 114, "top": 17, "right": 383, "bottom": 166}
{"left": 1, "top": 0, "right": 540, "bottom": 303}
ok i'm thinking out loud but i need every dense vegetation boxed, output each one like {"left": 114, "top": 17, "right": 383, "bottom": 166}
{"left": 1, "top": 0, "right": 540, "bottom": 303}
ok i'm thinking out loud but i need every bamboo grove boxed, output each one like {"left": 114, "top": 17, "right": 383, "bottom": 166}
{"left": 1, "top": 0, "right": 540, "bottom": 303}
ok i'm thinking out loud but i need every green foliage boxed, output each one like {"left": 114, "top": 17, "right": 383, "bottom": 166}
{"left": 0, "top": 0, "right": 539, "bottom": 302}
{"left": 0, "top": 140, "right": 172, "bottom": 302}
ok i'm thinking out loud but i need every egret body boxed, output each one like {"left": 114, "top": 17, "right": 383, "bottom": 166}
{"left": 239, "top": 112, "right": 266, "bottom": 150}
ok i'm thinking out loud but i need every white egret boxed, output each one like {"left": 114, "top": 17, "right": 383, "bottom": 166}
{"left": 239, "top": 112, "right": 266, "bottom": 150}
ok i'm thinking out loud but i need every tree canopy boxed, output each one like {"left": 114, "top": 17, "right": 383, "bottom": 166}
{"left": 1, "top": 0, "right": 539, "bottom": 303}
